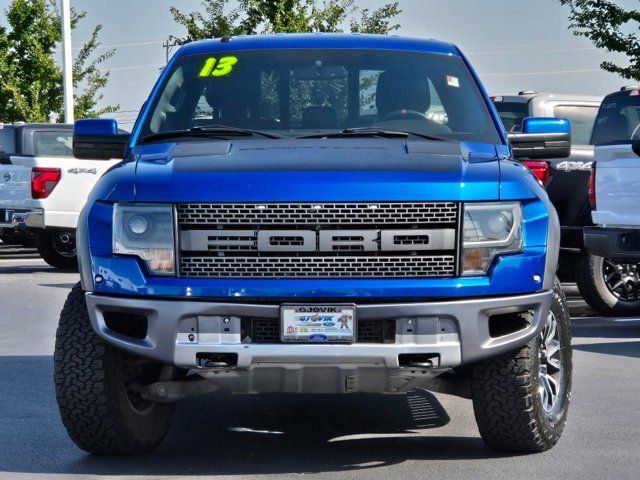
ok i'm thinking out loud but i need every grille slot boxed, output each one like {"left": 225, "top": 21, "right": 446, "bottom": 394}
{"left": 246, "top": 318, "right": 280, "bottom": 343}
{"left": 357, "top": 319, "right": 388, "bottom": 343}
{"left": 177, "top": 202, "right": 458, "bottom": 226}
{"left": 393, "top": 235, "right": 430, "bottom": 246}
{"left": 181, "top": 255, "right": 455, "bottom": 278}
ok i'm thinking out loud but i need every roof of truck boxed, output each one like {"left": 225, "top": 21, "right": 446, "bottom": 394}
{"left": 493, "top": 92, "right": 603, "bottom": 104}
{"left": 601, "top": 86, "right": 640, "bottom": 101}
{"left": 176, "top": 33, "right": 461, "bottom": 59}
{"left": 0, "top": 122, "right": 73, "bottom": 130}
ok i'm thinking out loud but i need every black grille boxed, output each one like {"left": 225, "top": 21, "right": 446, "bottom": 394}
{"left": 177, "top": 202, "right": 458, "bottom": 226}
{"left": 247, "top": 318, "right": 280, "bottom": 343}
{"left": 180, "top": 255, "right": 455, "bottom": 278}
{"left": 177, "top": 202, "right": 459, "bottom": 279}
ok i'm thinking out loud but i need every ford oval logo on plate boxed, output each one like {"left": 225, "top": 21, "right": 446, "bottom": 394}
{"left": 308, "top": 334, "right": 328, "bottom": 342}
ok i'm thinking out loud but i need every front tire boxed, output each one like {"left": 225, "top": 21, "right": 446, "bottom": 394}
{"left": 36, "top": 230, "right": 78, "bottom": 270}
{"left": 471, "top": 280, "right": 572, "bottom": 452}
{"left": 54, "top": 283, "right": 175, "bottom": 455}
{"left": 576, "top": 254, "right": 640, "bottom": 316}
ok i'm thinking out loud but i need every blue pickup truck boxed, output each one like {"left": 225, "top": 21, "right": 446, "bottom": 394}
{"left": 54, "top": 34, "right": 573, "bottom": 455}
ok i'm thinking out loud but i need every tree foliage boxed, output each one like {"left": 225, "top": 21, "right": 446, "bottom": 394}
{"left": 559, "top": 0, "right": 640, "bottom": 81}
{"left": 170, "top": 0, "right": 401, "bottom": 44}
{"left": 0, "top": 0, "right": 117, "bottom": 123}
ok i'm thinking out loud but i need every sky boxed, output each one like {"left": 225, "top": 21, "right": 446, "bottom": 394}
{"left": 0, "top": 0, "right": 636, "bottom": 129}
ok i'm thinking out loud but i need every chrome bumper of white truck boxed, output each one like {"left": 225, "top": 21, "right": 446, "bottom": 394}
{"left": 0, "top": 208, "right": 44, "bottom": 229}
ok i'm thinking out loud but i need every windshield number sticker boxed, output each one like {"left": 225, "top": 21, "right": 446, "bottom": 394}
{"left": 446, "top": 75, "right": 460, "bottom": 88}
{"left": 199, "top": 56, "right": 239, "bottom": 77}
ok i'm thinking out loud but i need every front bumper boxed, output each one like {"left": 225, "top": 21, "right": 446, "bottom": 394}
{"left": 0, "top": 208, "right": 44, "bottom": 230}
{"left": 584, "top": 226, "right": 640, "bottom": 260}
{"left": 86, "top": 290, "right": 552, "bottom": 392}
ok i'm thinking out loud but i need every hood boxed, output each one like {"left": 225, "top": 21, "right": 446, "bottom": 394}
{"left": 132, "top": 138, "right": 500, "bottom": 202}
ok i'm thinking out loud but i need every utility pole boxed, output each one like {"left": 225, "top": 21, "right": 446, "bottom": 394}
{"left": 163, "top": 36, "right": 179, "bottom": 63}
{"left": 60, "top": 0, "right": 74, "bottom": 123}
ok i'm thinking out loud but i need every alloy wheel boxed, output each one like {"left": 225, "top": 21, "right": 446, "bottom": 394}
{"left": 602, "top": 258, "right": 640, "bottom": 302}
{"left": 538, "top": 311, "right": 562, "bottom": 414}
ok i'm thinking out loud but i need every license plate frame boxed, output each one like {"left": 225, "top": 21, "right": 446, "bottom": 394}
{"left": 280, "top": 304, "right": 357, "bottom": 343}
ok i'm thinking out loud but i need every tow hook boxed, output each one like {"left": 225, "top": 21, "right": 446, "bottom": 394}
{"left": 130, "top": 379, "right": 222, "bottom": 402}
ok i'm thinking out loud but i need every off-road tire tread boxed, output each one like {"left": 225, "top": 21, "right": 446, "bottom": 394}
{"left": 54, "top": 283, "right": 173, "bottom": 455}
{"left": 471, "top": 281, "right": 572, "bottom": 452}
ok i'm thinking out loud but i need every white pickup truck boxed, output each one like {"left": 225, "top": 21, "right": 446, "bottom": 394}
{"left": 0, "top": 123, "right": 120, "bottom": 268}
{"left": 583, "top": 86, "right": 640, "bottom": 314}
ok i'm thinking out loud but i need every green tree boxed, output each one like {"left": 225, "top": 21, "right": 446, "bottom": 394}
{"left": 169, "top": 0, "right": 401, "bottom": 45}
{"left": 0, "top": 0, "right": 117, "bottom": 123}
{"left": 559, "top": 0, "right": 640, "bottom": 81}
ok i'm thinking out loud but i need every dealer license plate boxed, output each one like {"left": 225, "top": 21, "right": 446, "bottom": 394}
{"left": 281, "top": 305, "right": 356, "bottom": 343}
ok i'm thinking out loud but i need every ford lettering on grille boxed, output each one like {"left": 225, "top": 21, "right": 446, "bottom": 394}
{"left": 176, "top": 203, "right": 459, "bottom": 278}
{"left": 181, "top": 229, "right": 455, "bottom": 253}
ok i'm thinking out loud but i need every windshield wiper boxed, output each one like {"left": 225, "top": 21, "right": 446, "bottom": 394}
{"left": 194, "top": 125, "right": 285, "bottom": 139}
{"left": 296, "top": 128, "right": 449, "bottom": 141}
{"left": 141, "top": 125, "right": 284, "bottom": 143}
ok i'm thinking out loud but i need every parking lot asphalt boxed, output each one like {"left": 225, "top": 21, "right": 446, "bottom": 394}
{"left": 1, "top": 242, "right": 639, "bottom": 480}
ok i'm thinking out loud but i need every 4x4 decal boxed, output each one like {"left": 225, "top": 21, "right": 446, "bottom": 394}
{"left": 555, "top": 161, "right": 592, "bottom": 172}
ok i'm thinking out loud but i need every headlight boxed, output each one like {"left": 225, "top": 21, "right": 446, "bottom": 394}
{"left": 462, "top": 202, "right": 523, "bottom": 275}
{"left": 113, "top": 203, "right": 175, "bottom": 275}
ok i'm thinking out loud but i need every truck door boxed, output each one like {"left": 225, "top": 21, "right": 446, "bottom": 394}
{"left": 0, "top": 127, "right": 32, "bottom": 211}
{"left": 591, "top": 93, "right": 640, "bottom": 227}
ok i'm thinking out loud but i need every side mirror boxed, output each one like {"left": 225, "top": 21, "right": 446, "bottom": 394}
{"left": 73, "top": 119, "right": 130, "bottom": 160}
{"left": 508, "top": 117, "right": 571, "bottom": 159}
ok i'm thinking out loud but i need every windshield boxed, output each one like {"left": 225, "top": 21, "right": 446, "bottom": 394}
{"left": 493, "top": 101, "right": 529, "bottom": 133}
{"left": 591, "top": 95, "right": 640, "bottom": 145}
{"left": 32, "top": 131, "right": 73, "bottom": 156}
{"left": 139, "top": 49, "right": 501, "bottom": 144}
{"left": 553, "top": 105, "right": 598, "bottom": 146}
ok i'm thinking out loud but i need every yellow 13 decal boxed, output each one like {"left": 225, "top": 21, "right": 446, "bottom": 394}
{"left": 199, "top": 56, "right": 239, "bottom": 77}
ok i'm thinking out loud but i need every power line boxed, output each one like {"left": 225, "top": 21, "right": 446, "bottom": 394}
{"left": 100, "top": 64, "right": 164, "bottom": 72}
{"left": 465, "top": 41, "right": 591, "bottom": 51}
{"left": 468, "top": 46, "right": 597, "bottom": 55}
{"left": 72, "top": 40, "right": 163, "bottom": 51}
{"left": 72, "top": 35, "right": 166, "bottom": 47}
{"left": 480, "top": 68, "right": 602, "bottom": 77}
{"left": 110, "top": 109, "right": 142, "bottom": 114}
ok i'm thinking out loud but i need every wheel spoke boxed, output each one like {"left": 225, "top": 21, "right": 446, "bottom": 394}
{"left": 604, "top": 258, "right": 619, "bottom": 269}
{"left": 610, "top": 279, "right": 625, "bottom": 292}
{"left": 540, "top": 375, "right": 552, "bottom": 409}
{"left": 546, "top": 338, "right": 561, "bottom": 359}
{"left": 548, "top": 358, "right": 561, "bottom": 372}
{"left": 546, "top": 372, "right": 559, "bottom": 395}
{"left": 604, "top": 258, "right": 618, "bottom": 271}
{"left": 539, "top": 384, "right": 548, "bottom": 410}
{"left": 544, "top": 319, "right": 557, "bottom": 347}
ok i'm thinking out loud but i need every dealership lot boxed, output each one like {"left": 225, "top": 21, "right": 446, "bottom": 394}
{"left": 0, "top": 243, "right": 638, "bottom": 480}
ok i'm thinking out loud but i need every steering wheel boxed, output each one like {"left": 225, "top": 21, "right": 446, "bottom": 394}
{"left": 631, "top": 122, "right": 640, "bottom": 140}
{"left": 381, "top": 109, "right": 430, "bottom": 122}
